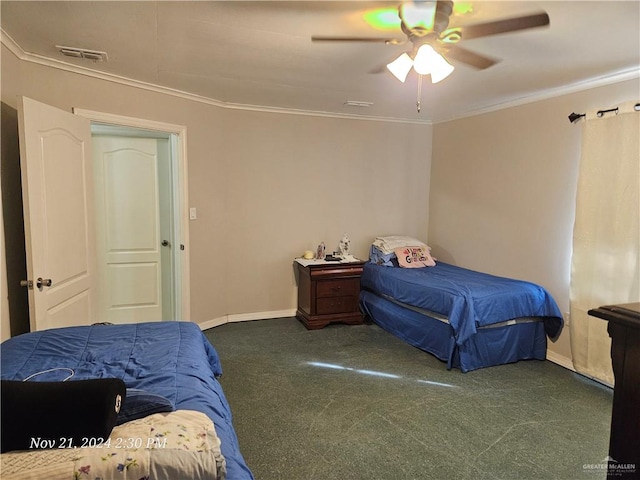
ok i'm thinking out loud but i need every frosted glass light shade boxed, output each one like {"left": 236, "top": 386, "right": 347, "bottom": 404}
{"left": 413, "top": 44, "right": 454, "bottom": 83}
{"left": 386, "top": 53, "right": 413, "bottom": 83}
{"left": 412, "top": 44, "right": 439, "bottom": 75}
{"left": 430, "top": 55, "right": 455, "bottom": 83}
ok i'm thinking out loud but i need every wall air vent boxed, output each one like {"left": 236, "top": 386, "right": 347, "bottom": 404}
{"left": 56, "top": 45, "right": 108, "bottom": 62}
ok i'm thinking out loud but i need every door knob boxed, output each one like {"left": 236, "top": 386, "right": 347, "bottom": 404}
{"left": 36, "top": 277, "right": 52, "bottom": 291}
{"left": 161, "top": 240, "right": 171, "bottom": 247}
{"left": 20, "top": 279, "right": 33, "bottom": 289}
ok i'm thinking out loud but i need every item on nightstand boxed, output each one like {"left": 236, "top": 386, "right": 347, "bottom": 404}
{"left": 303, "top": 250, "right": 315, "bottom": 260}
{"left": 317, "top": 242, "right": 326, "bottom": 260}
{"left": 338, "top": 234, "right": 351, "bottom": 257}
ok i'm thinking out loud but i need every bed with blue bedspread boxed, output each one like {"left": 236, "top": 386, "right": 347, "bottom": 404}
{"left": 0, "top": 321, "right": 254, "bottom": 480}
{"left": 360, "top": 259, "right": 563, "bottom": 372}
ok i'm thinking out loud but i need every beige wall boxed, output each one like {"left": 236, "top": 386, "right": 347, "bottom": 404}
{"left": 429, "top": 78, "right": 640, "bottom": 365}
{"left": 1, "top": 44, "right": 432, "bottom": 326}
{"left": 218, "top": 109, "right": 431, "bottom": 316}
{"left": 5, "top": 41, "right": 636, "bottom": 368}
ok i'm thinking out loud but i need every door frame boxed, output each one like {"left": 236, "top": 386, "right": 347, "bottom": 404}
{"left": 73, "top": 108, "right": 190, "bottom": 321}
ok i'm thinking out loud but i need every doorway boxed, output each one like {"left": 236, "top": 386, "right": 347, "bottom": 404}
{"left": 91, "top": 125, "right": 178, "bottom": 322}
{"left": 75, "top": 108, "right": 191, "bottom": 323}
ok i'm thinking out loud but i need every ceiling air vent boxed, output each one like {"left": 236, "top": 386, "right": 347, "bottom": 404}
{"left": 56, "top": 45, "right": 108, "bottom": 62}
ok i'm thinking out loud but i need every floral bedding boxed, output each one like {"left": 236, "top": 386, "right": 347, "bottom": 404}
{"left": 0, "top": 321, "right": 253, "bottom": 479}
{"left": 0, "top": 410, "right": 226, "bottom": 480}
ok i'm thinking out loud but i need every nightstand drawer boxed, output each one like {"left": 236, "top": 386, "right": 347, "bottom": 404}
{"left": 316, "top": 295, "right": 359, "bottom": 315}
{"left": 316, "top": 278, "right": 359, "bottom": 298}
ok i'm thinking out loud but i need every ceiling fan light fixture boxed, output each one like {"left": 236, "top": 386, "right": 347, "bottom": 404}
{"left": 412, "top": 44, "right": 438, "bottom": 75}
{"left": 429, "top": 55, "right": 455, "bottom": 83}
{"left": 412, "top": 44, "right": 454, "bottom": 82}
{"left": 386, "top": 52, "right": 413, "bottom": 83}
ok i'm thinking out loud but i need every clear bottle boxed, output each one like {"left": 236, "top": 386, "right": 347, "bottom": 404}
{"left": 316, "top": 241, "right": 326, "bottom": 260}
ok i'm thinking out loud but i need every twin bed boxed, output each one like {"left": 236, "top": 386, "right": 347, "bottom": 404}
{"left": 360, "top": 237, "right": 564, "bottom": 372}
{"left": 0, "top": 237, "right": 563, "bottom": 478}
{"left": 0, "top": 321, "right": 254, "bottom": 480}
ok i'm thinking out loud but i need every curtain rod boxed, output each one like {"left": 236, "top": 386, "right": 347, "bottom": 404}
{"left": 568, "top": 102, "right": 640, "bottom": 124}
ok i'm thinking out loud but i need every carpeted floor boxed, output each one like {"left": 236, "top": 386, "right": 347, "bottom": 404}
{"left": 204, "top": 318, "right": 612, "bottom": 480}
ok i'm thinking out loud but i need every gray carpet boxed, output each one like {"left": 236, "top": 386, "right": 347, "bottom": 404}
{"left": 204, "top": 318, "right": 612, "bottom": 480}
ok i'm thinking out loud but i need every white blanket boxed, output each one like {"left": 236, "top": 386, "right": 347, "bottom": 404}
{"left": 372, "top": 236, "right": 427, "bottom": 254}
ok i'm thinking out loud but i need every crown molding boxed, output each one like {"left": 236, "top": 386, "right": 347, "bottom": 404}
{"left": 1, "top": 28, "right": 429, "bottom": 125}
{"left": 3, "top": 28, "right": 638, "bottom": 125}
{"left": 433, "top": 66, "right": 640, "bottom": 124}
{"left": 1, "top": 28, "right": 226, "bottom": 111}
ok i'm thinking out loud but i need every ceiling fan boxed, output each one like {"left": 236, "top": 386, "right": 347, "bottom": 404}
{"left": 312, "top": 1, "right": 550, "bottom": 83}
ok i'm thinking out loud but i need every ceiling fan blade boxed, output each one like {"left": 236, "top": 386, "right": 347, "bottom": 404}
{"left": 311, "top": 36, "right": 400, "bottom": 44}
{"left": 459, "top": 12, "right": 549, "bottom": 40}
{"left": 444, "top": 45, "right": 499, "bottom": 70}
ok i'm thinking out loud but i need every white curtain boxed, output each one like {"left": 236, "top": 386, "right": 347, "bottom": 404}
{"left": 570, "top": 104, "right": 640, "bottom": 386}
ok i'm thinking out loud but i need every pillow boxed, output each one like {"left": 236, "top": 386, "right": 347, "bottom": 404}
{"left": 0, "top": 378, "right": 125, "bottom": 453}
{"left": 369, "top": 245, "right": 399, "bottom": 267}
{"left": 116, "top": 389, "right": 175, "bottom": 425}
{"left": 395, "top": 246, "right": 436, "bottom": 268}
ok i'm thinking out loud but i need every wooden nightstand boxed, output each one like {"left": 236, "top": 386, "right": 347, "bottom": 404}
{"left": 295, "top": 259, "right": 366, "bottom": 330}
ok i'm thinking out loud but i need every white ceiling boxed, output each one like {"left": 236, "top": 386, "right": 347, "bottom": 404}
{"left": 2, "top": 1, "right": 639, "bottom": 123}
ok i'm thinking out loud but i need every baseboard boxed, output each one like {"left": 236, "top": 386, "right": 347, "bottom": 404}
{"left": 198, "top": 309, "right": 297, "bottom": 331}
{"left": 228, "top": 309, "right": 297, "bottom": 323}
{"left": 197, "top": 317, "right": 228, "bottom": 331}
{"left": 546, "top": 350, "right": 575, "bottom": 371}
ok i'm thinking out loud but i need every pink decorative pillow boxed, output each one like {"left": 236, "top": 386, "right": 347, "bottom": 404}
{"left": 395, "top": 246, "right": 436, "bottom": 268}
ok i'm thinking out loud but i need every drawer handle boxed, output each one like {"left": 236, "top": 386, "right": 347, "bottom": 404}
{"left": 331, "top": 286, "right": 341, "bottom": 292}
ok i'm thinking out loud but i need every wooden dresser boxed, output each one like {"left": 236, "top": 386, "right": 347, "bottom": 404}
{"left": 295, "top": 259, "right": 366, "bottom": 330}
{"left": 588, "top": 302, "right": 640, "bottom": 478}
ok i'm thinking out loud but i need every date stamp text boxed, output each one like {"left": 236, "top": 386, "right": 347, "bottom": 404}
{"left": 29, "top": 436, "right": 168, "bottom": 449}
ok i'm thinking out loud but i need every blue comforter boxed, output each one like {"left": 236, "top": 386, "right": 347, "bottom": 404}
{"left": 0, "top": 321, "right": 254, "bottom": 480}
{"left": 361, "top": 262, "right": 563, "bottom": 345}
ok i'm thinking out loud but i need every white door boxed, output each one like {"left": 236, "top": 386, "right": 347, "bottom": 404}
{"left": 18, "top": 96, "right": 97, "bottom": 331}
{"left": 92, "top": 136, "right": 164, "bottom": 323}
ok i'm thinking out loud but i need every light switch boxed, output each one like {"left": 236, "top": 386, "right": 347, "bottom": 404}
{"left": 189, "top": 207, "right": 197, "bottom": 220}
